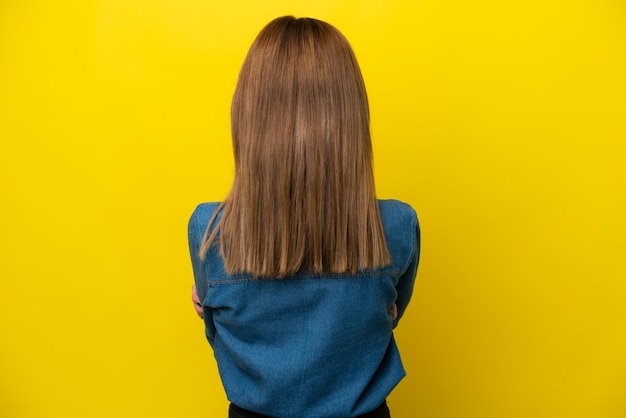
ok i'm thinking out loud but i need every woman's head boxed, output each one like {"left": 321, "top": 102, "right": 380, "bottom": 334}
{"left": 231, "top": 16, "right": 370, "bottom": 171}
{"left": 202, "top": 16, "right": 389, "bottom": 277}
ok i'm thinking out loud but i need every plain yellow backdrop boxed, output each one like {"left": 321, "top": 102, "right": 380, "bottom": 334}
{"left": 1, "top": 1, "right": 625, "bottom": 417}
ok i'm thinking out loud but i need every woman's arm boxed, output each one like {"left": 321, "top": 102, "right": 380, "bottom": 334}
{"left": 188, "top": 205, "right": 216, "bottom": 346}
{"left": 393, "top": 218, "right": 420, "bottom": 328}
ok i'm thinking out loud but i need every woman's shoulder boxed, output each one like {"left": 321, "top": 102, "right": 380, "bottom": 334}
{"left": 188, "top": 202, "right": 222, "bottom": 239}
{"left": 190, "top": 202, "right": 221, "bottom": 219}
{"left": 378, "top": 199, "right": 419, "bottom": 267}
{"left": 378, "top": 199, "right": 418, "bottom": 226}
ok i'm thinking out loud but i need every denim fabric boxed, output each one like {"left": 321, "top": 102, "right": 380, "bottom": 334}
{"left": 188, "top": 200, "right": 420, "bottom": 418}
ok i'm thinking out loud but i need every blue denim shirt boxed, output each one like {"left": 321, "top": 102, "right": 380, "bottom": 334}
{"left": 188, "top": 199, "right": 420, "bottom": 418}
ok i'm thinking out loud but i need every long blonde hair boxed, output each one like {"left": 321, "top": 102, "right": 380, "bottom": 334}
{"left": 200, "top": 16, "right": 390, "bottom": 277}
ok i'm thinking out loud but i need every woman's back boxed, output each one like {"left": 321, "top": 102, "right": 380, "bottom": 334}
{"left": 189, "top": 200, "right": 419, "bottom": 417}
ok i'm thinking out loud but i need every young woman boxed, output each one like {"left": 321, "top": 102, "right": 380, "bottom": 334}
{"left": 188, "top": 16, "right": 420, "bottom": 418}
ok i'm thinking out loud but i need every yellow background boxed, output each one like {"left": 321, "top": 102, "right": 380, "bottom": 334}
{"left": 1, "top": 1, "right": 625, "bottom": 417}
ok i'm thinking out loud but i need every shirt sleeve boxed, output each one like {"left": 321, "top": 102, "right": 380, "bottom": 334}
{"left": 393, "top": 213, "right": 420, "bottom": 329}
{"left": 188, "top": 206, "right": 216, "bottom": 347}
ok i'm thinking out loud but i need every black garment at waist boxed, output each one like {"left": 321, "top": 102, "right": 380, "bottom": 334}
{"left": 229, "top": 401, "right": 390, "bottom": 418}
